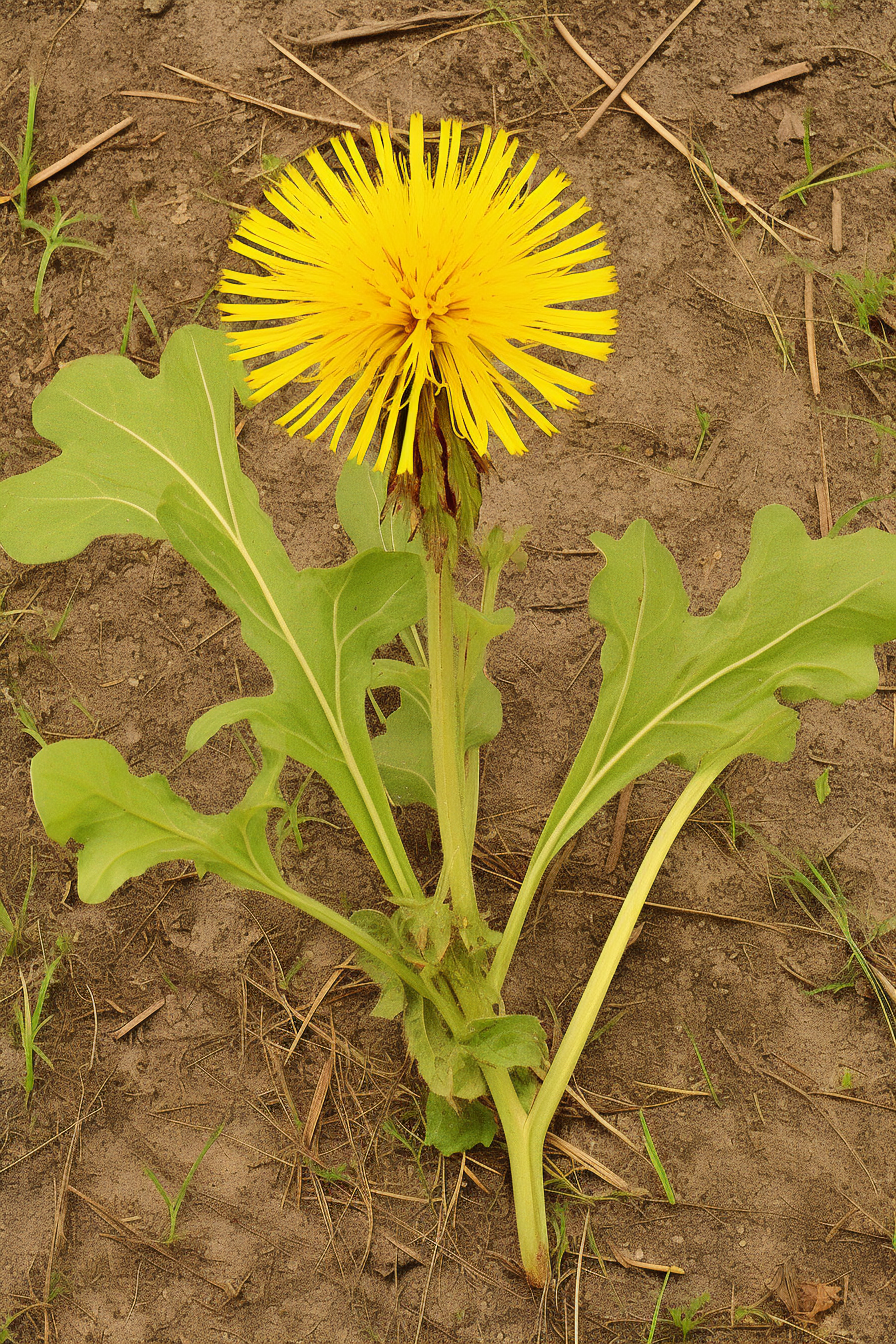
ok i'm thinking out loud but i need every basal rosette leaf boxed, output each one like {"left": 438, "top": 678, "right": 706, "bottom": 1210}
{"left": 424, "top": 1094, "right": 496, "bottom": 1156}
{"left": 31, "top": 738, "right": 287, "bottom": 904}
{"left": 0, "top": 327, "right": 425, "bottom": 906}
{"left": 404, "top": 994, "right": 487, "bottom": 1101}
{"left": 531, "top": 506, "right": 896, "bottom": 871}
{"left": 0, "top": 327, "right": 249, "bottom": 561}
{"left": 463, "top": 1015, "right": 548, "bottom": 1071}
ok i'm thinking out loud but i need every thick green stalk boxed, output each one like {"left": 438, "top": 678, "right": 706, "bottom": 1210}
{"left": 483, "top": 1064, "right": 549, "bottom": 1287}
{"left": 486, "top": 755, "right": 729, "bottom": 1286}
{"left": 525, "top": 760, "right": 723, "bottom": 1146}
{"left": 426, "top": 560, "right": 479, "bottom": 929}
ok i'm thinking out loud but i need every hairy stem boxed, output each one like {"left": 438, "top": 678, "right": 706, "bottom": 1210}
{"left": 264, "top": 872, "right": 465, "bottom": 1035}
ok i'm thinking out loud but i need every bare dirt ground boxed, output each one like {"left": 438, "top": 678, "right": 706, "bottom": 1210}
{"left": 2, "top": 2, "right": 896, "bottom": 1341}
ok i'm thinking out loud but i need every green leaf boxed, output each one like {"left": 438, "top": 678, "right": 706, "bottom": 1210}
{"left": 369, "top": 603, "right": 509, "bottom": 809}
{"left": 404, "top": 994, "right": 486, "bottom": 1101}
{"left": 477, "top": 524, "right": 529, "bottom": 578}
{"left": 0, "top": 327, "right": 248, "bottom": 560}
{"left": 463, "top": 1014, "right": 548, "bottom": 1070}
{"left": 350, "top": 909, "right": 409, "bottom": 1018}
{"left": 335, "top": 456, "right": 422, "bottom": 556}
{"left": 425, "top": 1093, "right": 496, "bottom": 1155}
{"left": 0, "top": 328, "right": 426, "bottom": 906}
{"left": 532, "top": 507, "right": 896, "bottom": 869}
{"left": 370, "top": 658, "right": 503, "bottom": 807}
{"left": 31, "top": 738, "right": 286, "bottom": 904}
{"left": 369, "top": 662, "right": 438, "bottom": 807}
{"left": 31, "top": 740, "right": 437, "bottom": 1013}
{"left": 814, "top": 768, "right": 831, "bottom": 804}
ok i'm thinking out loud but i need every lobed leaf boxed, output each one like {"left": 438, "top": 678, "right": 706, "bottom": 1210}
{"left": 0, "top": 328, "right": 425, "bottom": 905}
{"left": 31, "top": 738, "right": 286, "bottom": 904}
{"left": 532, "top": 506, "right": 896, "bottom": 869}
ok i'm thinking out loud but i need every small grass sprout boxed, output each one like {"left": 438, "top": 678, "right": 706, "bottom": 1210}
{"left": 779, "top": 124, "right": 896, "bottom": 203}
{"left": 690, "top": 134, "right": 745, "bottom": 236}
{"left": 666, "top": 1290, "right": 711, "bottom": 1341}
{"left": 143, "top": 1118, "right": 226, "bottom": 1243}
{"left": 274, "top": 772, "right": 338, "bottom": 862}
{"left": 547, "top": 1200, "right": 570, "bottom": 1278}
{"left": 1, "top": 82, "right": 105, "bottom": 313}
{"left": 683, "top": 1024, "right": 722, "bottom": 1107}
{"left": 780, "top": 854, "right": 896, "bottom": 1047}
{"left": 0, "top": 79, "right": 39, "bottom": 227}
{"left": 835, "top": 268, "right": 895, "bottom": 336}
{"left": 14, "top": 950, "right": 63, "bottom": 1101}
{"left": 120, "top": 283, "right": 162, "bottom": 356}
{"left": 639, "top": 1110, "right": 676, "bottom": 1204}
{"left": 691, "top": 405, "right": 712, "bottom": 461}
{"left": 3, "top": 690, "right": 48, "bottom": 749}
{"left": 23, "top": 197, "right": 105, "bottom": 315}
{"left": 0, "top": 852, "right": 35, "bottom": 959}
{"left": 646, "top": 1270, "right": 672, "bottom": 1343}
{"left": 382, "top": 1111, "right": 432, "bottom": 1196}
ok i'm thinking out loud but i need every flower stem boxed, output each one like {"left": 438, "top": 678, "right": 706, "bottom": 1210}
{"left": 426, "top": 559, "right": 479, "bottom": 931}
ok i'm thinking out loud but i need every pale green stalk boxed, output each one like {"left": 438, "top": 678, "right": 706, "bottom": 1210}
{"left": 486, "top": 756, "right": 728, "bottom": 1285}
{"left": 426, "top": 561, "right": 479, "bottom": 929}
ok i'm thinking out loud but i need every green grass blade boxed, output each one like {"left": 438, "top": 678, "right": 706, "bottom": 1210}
{"left": 639, "top": 1110, "right": 676, "bottom": 1203}
{"left": 646, "top": 1270, "right": 672, "bottom": 1343}
{"left": 683, "top": 1024, "right": 722, "bottom": 1107}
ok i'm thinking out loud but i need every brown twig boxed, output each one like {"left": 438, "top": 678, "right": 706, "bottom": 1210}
{"left": 111, "top": 996, "right": 166, "bottom": 1040}
{"left": 831, "top": 186, "right": 843, "bottom": 251}
{"left": 604, "top": 781, "right": 635, "bottom": 874}
{"left": 577, "top": 0, "right": 705, "bottom": 139}
{"left": 112, "top": 89, "right": 201, "bottom": 104}
{"left": 578, "top": 888, "right": 845, "bottom": 941}
{"left": 302, "top": 1024, "right": 336, "bottom": 1153}
{"left": 729, "top": 62, "right": 812, "bottom": 95}
{"left": 607, "top": 1239, "right": 685, "bottom": 1274}
{"left": 554, "top": 20, "right": 821, "bottom": 245}
{"left": 161, "top": 65, "right": 363, "bottom": 130}
{"left": 805, "top": 271, "right": 821, "bottom": 398}
{"left": 40, "top": 0, "right": 87, "bottom": 81}
{"left": 816, "top": 419, "right": 832, "bottom": 535}
{"left": 0, "top": 117, "right": 134, "bottom": 206}
{"left": 544, "top": 1131, "right": 644, "bottom": 1194}
{"left": 261, "top": 33, "right": 381, "bottom": 124}
{"left": 295, "top": 9, "right": 485, "bottom": 47}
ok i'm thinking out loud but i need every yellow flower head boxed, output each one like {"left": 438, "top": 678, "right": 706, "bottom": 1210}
{"left": 219, "top": 115, "right": 617, "bottom": 475}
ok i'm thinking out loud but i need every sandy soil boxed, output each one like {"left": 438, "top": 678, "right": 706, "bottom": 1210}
{"left": 1, "top": 1, "right": 896, "bottom": 1340}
